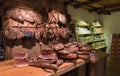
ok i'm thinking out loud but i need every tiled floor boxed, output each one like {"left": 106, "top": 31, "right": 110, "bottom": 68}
{"left": 106, "top": 57, "right": 120, "bottom": 76}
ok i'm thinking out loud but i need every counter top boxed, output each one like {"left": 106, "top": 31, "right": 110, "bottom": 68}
{"left": 0, "top": 53, "right": 108, "bottom": 76}
{"left": 0, "top": 59, "right": 85, "bottom": 76}
{"left": 90, "top": 52, "right": 108, "bottom": 63}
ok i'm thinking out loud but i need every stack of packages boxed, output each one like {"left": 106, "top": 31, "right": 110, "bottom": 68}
{"left": 13, "top": 46, "right": 28, "bottom": 67}
{"left": 28, "top": 43, "right": 64, "bottom": 71}
{"left": 53, "top": 41, "right": 91, "bottom": 63}
{"left": 14, "top": 52, "right": 28, "bottom": 67}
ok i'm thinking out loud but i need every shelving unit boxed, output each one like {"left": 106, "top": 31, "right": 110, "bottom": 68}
{"left": 91, "top": 21, "right": 106, "bottom": 51}
{"left": 110, "top": 34, "right": 120, "bottom": 59}
{"left": 75, "top": 20, "right": 107, "bottom": 52}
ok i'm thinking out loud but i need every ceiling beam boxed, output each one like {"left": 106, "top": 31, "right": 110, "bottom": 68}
{"left": 87, "top": 0, "right": 102, "bottom": 3}
{"left": 89, "top": 3, "right": 120, "bottom": 13}
{"left": 104, "top": 3, "right": 120, "bottom": 9}
{"left": 109, "top": 7, "right": 120, "bottom": 12}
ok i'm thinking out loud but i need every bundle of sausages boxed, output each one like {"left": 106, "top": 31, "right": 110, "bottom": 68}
{"left": 4, "top": 7, "right": 42, "bottom": 24}
{"left": 2, "top": 7, "right": 42, "bottom": 40}
{"left": 48, "top": 9, "right": 66, "bottom": 24}
{"left": 53, "top": 41, "right": 91, "bottom": 63}
{"left": 3, "top": 7, "right": 69, "bottom": 43}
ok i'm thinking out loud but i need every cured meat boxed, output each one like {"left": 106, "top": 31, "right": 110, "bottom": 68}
{"left": 12, "top": 8, "right": 24, "bottom": 22}
{"left": 64, "top": 43, "right": 73, "bottom": 48}
{"left": 57, "top": 47, "right": 79, "bottom": 55}
{"left": 3, "top": 27, "right": 18, "bottom": 39}
{"left": 58, "top": 53, "right": 77, "bottom": 60}
{"left": 59, "top": 27, "right": 69, "bottom": 39}
{"left": 69, "top": 45, "right": 77, "bottom": 48}
{"left": 58, "top": 13, "right": 66, "bottom": 24}
{"left": 71, "top": 41, "right": 78, "bottom": 45}
{"left": 64, "top": 59, "right": 77, "bottom": 63}
{"left": 4, "top": 7, "right": 42, "bottom": 24}
{"left": 56, "top": 59, "right": 64, "bottom": 66}
{"left": 39, "top": 44, "right": 58, "bottom": 60}
{"left": 30, "top": 62, "right": 58, "bottom": 70}
{"left": 76, "top": 51, "right": 89, "bottom": 55}
{"left": 28, "top": 56, "right": 38, "bottom": 63}
{"left": 77, "top": 55, "right": 90, "bottom": 59}
{"left": 80, "top": 46, "right": 91, "bottom": 51}
{"left": 37, "top": 59, "right": 57, "bottom": 64}
{"left": 14, "top": 53, "right": 27, "bottom": 59}
{"left": 48, "top": 9, "right": 66, "bottom": 24}
{"left": 38, "top": 52, "right": 57, "bottom": 60}
{"left": 24, "top": 10, "right": 34, "bottom": 23}
{"left": 68, "top": 47, "right": 79, "bottom": 53}
{"left": 48, "top": 10, "right": 59, "bottom": 23}
{"left": 56, "top": 49, "right": 69, "bottom": 55}
{"left": 14, "top": 59, "right": 28, "bottom": 67}
{"left": 78, "top": 42, "right": 88, "bottom": 48}
{"left": 34, "top": 25, "right": 44, "bottom": 40}
{"left": 53, "top": 43, "right": 64, "bottom": 51}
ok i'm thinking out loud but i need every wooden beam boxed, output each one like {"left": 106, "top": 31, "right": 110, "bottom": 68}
{"left": 87, "top": 0, "right": 102, "bottom": 3}
{"left": 104, "top": 3, "right": 120, "bottom": 9}
{"left": 109, "top": 7, "right": 120, "bottom": 12}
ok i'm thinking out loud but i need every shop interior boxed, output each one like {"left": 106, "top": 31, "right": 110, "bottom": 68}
{"left": 0, "top": 0, "right": 120, "bottom": 76}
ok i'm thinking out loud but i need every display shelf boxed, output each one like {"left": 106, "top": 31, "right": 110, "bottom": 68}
{"left": 93, "top": 33, "right": 104, "bottom": 35}
{"left": 78, "top": 34, "right": 91, "bottom": 36}
{"left": 91, "top": 26, "right": 102, "bottom": 28}
{"left": 85, "top": 41, "right": 93, "bottom": 44}
{"left": 93, "top": 39, "right": 105, "bottom": 42}
{"left": 94, "top": 46, "right": 107, "bottom": 50}
{"left": 76, "top": 25, "right": 90, "bottom": 28}
{"left": 110, "top": 34, "right": 120, "bottom": 59}
{"left": 75, "top": 20, "right": 106, "bottom": 52}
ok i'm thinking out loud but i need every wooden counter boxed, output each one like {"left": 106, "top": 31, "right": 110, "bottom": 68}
{"left": 0, "top": 59, "right": 86, "bottom": 76}
{"left": 86, "top": 53, "right": 108, "bottom": 76}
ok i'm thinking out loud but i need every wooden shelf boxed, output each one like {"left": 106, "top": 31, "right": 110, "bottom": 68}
{"left": 76, "top": 25, "right": 90, "bottom": 27}
{"left": 75, "top": 21, "right": 106, "bottom": 52}
{"left": 91, "top": 26, "right": 102, "bottom": 28}
{"left": 85, "top": 41, "right": 93, "bottom": 44}
{"left": 94, "top": 46, "right": 107, "bottom": 50}
{"left": 93, "top": 39, "right": 105, "bottom": 42}
{"left": 77, "top": 34, "right": 91, "bottom": 36}
{"left": 93, "top": 33, "right": 104, "bottom": 35}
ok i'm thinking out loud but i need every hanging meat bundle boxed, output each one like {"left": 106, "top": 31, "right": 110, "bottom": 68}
{"left": 48, "top": 9, "right": 66, "bottom": 24}
{"left": 2, "top": 7, "right": 43, "bottom": 39}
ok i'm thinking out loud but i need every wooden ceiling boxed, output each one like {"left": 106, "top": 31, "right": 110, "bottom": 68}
{"left": 64, "top": 0, "right": 120, "bottom": 15}
{"left": 0, "top": 0, "right": 120, "bottom": 15}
